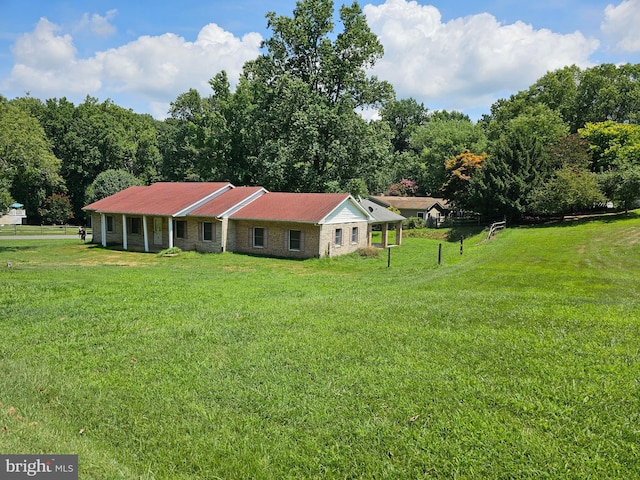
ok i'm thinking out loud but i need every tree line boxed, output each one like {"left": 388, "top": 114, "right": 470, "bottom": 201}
{"left": 2, "top": 0, "right": 640, "bottom": 224}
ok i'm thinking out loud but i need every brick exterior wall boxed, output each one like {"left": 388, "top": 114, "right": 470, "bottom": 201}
{"left": 90, "top": 213, "right": 370, "bottom": 258}
{"left": 174, "top": 218, "right": 223, "bottom": 253}
{"left": 233, "top": 219, "right": 369, "bottom": 258}
{"left": 318, "top": 222, "right": 369, "bottom": 257}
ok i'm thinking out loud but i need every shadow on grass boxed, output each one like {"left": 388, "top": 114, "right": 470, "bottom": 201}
{"left": 524, "top": 210, "right": 640, "bottom": 229}
{"left": 445, "top": 225, "right": 487, "bottom": 242}
{"left": 0, "top": 245, "right": 37, "bottom": 253}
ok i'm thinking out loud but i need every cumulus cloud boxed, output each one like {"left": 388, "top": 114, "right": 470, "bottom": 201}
{"left": 6, "top": 17, "right": 262, "bottom": 116}
{"left": 602, "top": 0, "right": 640, "bottom": 51}
{"left": 364, "top": 0, "right": 598, "bottom": 112}
{"left": 77, "top": 9, "right": 118, "bottom": 37}
{"left": 12, "top": 18, "right": 77, "bottom": 70}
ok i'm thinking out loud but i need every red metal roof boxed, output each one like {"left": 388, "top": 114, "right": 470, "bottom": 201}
{"left": 83, "top": 182, "right": 231, "bottom": 216}
{"left": 188, "top": 187, "right": 265, "bottom": 217}
{"left": 229, "top": 192, "right": 352, "bottom": 223}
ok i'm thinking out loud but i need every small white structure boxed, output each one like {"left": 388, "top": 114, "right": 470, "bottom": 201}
{"left": 0, "top": 203, "right": 27, "bottom": 226}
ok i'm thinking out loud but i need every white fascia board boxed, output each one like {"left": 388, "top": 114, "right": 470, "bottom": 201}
{"left": 217, "top": 188, "right": 269, "bottom": 219}
{"left": 173, "top": 183, "right": 234, "bottom": 217}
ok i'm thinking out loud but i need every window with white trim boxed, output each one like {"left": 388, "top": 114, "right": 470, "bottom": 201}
{"left": 334, "top": 228, "right": 343, "bottom": 246}
{"left": 289, "top": 230, "right": 302, "bottom": 251}
{"left": 253, "top": 227, "right": 266, "bottom": 248}
{"left": 351, "top": 226, "right": 359, "bottom": 244}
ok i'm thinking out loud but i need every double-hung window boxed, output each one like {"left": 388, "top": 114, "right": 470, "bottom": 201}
{"left": 334, "top": 228, "right": 343, "bottom": 246}
{"left": 289, "top": 230, "right": 302, "bottom": 251}
{"left": 202, "top": 222, "right": 213, "bottom": 242}
{"left": 106, "top": 216, "right": 114, "bottom": 233}
{"left": 253, "top": 227, "right": 266, "bottom": 248}
{"left": 176, "top": 221, "right": 187, "bottom": 239}
{"left": 351, "top": 227, "right": 359, "bottom": 244}
{"left": 131, "top": 217, "right": 141, "bottom": 235}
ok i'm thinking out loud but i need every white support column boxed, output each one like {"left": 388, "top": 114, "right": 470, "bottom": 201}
{"left": 220, "top": 218, "right": 227, "bottom": 252}
{"left": 122, "top": 214, "right": 128, "bottom": 250}
{"left": 168, "top": 217, "right": 174, "bottom": 249}
{"left": 100, "top": 213, "right": 107, "bottom": 247}
{"left": 143, "top": 216, "right": 149, "bottom": 252}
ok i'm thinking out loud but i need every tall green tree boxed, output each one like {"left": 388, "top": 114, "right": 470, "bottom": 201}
{"left": 0, "top": 98, "right": 63, "bottom": 220}
{"left": 41, "top": 96, "right": 161, "bottom": 218}
{"left": 574, "top": 64, "right": 640, "bottom": 131}
{"left": 235, "top": 0, "right": 394, "bottom": 192}
{"left": 38, "top": 193, "right": 74, "bottom": 224}
{"left": 380, "top": 98, "right": 429, "bottom": 153}
{"left": 580, "top": 121, "right": 640, "bottom": 212}
{"left": 527, "top": 134, "right": 605, "bottom": 216}
{"left": 410, "top": 115, "right": 487, "bottom": 195}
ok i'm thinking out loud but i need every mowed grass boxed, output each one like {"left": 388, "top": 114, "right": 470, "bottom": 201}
{"left": 0, "top": 214, "right": 639, "bottom": 479}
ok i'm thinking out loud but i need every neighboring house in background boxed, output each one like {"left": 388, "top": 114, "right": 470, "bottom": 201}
{"left": 83, "top": 182, "right": 393, "bottom": 259}
{"left": 0, "top": 203, "right": 27, "bottom": 225}
{"left": 368, "top": 195, "right": 450, "bottom": 227}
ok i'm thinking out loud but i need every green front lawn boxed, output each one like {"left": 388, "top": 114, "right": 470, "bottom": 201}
{"left": 1, "top": 213, "right": 638, "bottom": 479}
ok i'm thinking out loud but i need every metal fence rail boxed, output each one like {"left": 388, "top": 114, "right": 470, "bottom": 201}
{"left": 486, "top": 220, "right": 506, "bottom": 240}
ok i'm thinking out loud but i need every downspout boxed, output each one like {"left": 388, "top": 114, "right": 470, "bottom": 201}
{"left": 168, "top": 217, "right": 174, "bottom": 249}
{"left": 143, "top": 216, "right": 149, "bottom": 252}
{"left": 122, "top": 214, "right": 128, "bottom": 250}
{"left": 100, "top": 213, "right": 107, "bottom": 247}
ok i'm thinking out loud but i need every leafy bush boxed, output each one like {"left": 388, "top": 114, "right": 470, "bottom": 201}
{"left": 38, "top": 193, "right": 74, "bottom": 224}
{"left": 403, "top": 216, "right": 425, "bottom": 229}
{"left": 358, "top": 246, "right": 380, "bottom": 258}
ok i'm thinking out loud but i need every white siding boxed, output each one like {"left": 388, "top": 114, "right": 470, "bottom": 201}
{"left": 322, "top": 200, "right": 369, "bottom": 225}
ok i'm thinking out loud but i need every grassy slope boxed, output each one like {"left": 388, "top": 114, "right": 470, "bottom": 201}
{"left": 0, "top": 214, "right": 639, "bottom": 479}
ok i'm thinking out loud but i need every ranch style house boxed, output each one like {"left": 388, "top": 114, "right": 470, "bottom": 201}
{"left": 83, "top": 182, "right": 404, "bottom": 259}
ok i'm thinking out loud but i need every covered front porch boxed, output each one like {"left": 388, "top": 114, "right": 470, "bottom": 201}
{"left": 96, "top": 213, "right": 174, "bottom": 252}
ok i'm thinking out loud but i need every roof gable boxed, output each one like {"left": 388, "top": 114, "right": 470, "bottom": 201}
{"left": 188, "top": 187, "right": 266, "bottom": 217}
{"left": 83, "top": 182, "right": 232, "bottom": 216}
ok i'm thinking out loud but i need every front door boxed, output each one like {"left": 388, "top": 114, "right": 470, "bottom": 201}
{"left": 153, "top": 217, "right": 163, "bottom": 245}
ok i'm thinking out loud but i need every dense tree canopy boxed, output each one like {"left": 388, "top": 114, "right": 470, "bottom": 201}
{"left": 0, "top": 97, "right": 63, "bottom": 218}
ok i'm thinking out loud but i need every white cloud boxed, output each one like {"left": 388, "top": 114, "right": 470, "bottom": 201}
{"left": 364, "top": 0, "right": 599, "bottom": 112}
{"left": 11, "top": 18, "right": 77, "bottom": 70}
{"left": 602, "top": 0, "right": 640, "bottom": 51}
{"left": 5, "top": 18, "right": 262, "bottom": 116}
{"left": 98, "top": 24, "right": 262, "bottom": 96}
{"left": 77, "top": 9, "right": 118, "bottom": 37}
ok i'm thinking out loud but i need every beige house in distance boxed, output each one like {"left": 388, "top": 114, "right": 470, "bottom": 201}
{"left": 369, "top": 195, "right": 449, "bottom": 227}
{"left": 83, "top": 182, "right": 403, "bottom": 259}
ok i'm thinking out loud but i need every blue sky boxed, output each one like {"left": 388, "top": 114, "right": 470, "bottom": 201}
{"left": 2, "top": 0, "right": 640, "bottom": 120}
